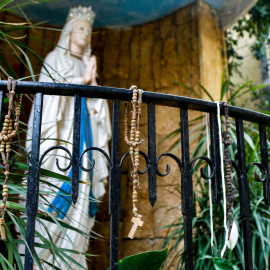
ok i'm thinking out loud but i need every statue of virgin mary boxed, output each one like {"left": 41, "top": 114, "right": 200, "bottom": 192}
{"left": 26, "top": 6, "right": 111, "bottom": 269}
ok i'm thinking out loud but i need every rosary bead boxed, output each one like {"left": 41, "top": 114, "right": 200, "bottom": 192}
{"left": 133, "top": 199, "right": 137, "bottom": 203}
{"left": 2, "top": 127, "right": 7, "bottom": 131}
{"left": 1, "top": 204, "right": 5, "bottom": 210}
{"left": 5, "top": 115, "right": 10, "bottom": 119}
{"left": 132, "top": 195, "right": 137, "bottom": 199}
{"left": 3, "top": 189, "right": 8, "bottom": 193}
{"left": 133, "top": 89, "right": 138, "bottom": 94}
{"left": 3, "top": 123, "right": 8, "bottom": 127}
{"left": 4, "top": 171, "right": 10, "bottom": 176}
{"left": 15, "top": 112, "right": 20, "bottom": 116}
{"left": 133, "top": 207, "right": 137, "bottom": 212}
{"left": 0, "top": 149, "right": 4, "bottom": 153}
{"left": 11, "top": 90, "right": 15, "bottom": 95}
{"left": 3, "top": 185, "right": 8, "bottom": 190}
{"left": 2, "top": 192, "right": 8, "bottom": 197}
{"left": 135, "top": 162, "right": 139, "bottom": 167}
{"left": 135, "top": 138, "right": 140, "bottom": 142}
{"left": 6, "top": 149, "right": 11, "bottom": 153}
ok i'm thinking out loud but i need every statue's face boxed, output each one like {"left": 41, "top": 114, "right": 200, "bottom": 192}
{"left": 70, "top": 20, "right": 91, "bottom": 50}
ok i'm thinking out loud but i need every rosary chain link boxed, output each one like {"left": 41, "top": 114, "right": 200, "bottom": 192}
{"left": 0, "top": 77, "right": 23, "bottom": 219}
{"left": 221, "top": 101, "right": 236, "bottom": 240}
{"left": 124, "top": 85, "right": 143, "bottom": 219}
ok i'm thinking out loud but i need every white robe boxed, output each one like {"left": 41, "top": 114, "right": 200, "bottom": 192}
{"left": 26, "top": 51, "right": 111, "bottom": 269}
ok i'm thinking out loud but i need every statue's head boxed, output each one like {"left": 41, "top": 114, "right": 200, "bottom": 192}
{"left": 56, "top": 6, "right": 95, "bottom": 59}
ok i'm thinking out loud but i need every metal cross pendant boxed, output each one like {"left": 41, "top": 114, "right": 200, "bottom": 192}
{"left": 128, "top": 216, "right": 144, "bottom": 239}
{"left": 0, "top": 218, "right": 6, "bottom": 240}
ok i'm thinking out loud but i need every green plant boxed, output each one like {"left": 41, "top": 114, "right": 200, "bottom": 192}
{"left": 161, "top": 78, "right": 270, "bottom": 269}
{"left": 226, "top": 0, "right": 270, "bottom": 76}
{"left": 107, "top": 247, "right": 168, "bottom": 270}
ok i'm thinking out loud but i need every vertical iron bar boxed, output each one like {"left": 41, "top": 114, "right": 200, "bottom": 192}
{"left": 148, "top": 102, "right": 156, "bottom": 206}
{"left": 110, "top": 99, "right": 121, "bottom": 270}
{"left": 259, "top": 123, "right": 270, "bottom": 206}
{"left": 236, "top": 118, "right": 253, "bottom": 270}
{"left": 71, "top": 94, "right": 81, "bottom": 204}
{"left": 24, "top": 93, "right": 43, "bottom": 270}
{"left": 210, "top": 111, "right": 221, "bottom": 204}
{"left": 180, "top": 107, "right": 193, "bottom": 269}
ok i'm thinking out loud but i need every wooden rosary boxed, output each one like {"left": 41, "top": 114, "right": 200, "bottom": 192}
{"left": 0, "top": 77, "right": 22, "bottom": 240}
{"left": 124, "top": 85, "right": 144, "bottom": 239}
{"left": 221, "top": 101, "right": 236, "bottom": 240}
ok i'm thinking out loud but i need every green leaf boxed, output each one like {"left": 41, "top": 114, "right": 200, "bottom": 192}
{"left": 198, "top": 83, "right": 214, "bottom": 101}
{"left": 107, "top": 247, "right": 168, "bottom": 270}
{"left": 212, "top": 258, "right": 234, "bottom": 270}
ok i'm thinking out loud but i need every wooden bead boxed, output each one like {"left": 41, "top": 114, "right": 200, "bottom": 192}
{"left": 5, "top": 115, "right": 10, "bottom": 119}
{"left": 6, "top": 149, "right": 11, "bottom": 153}
{"left": 4, "top": 171, "right": 9, "bottom": 176}
{"left": 3, "top": 189, "right": 8, "bottom": 193}
{"left": 133, "top": 207, "right": 137, "bottom": 212}
{"left": 2, "top": 192, "right": 7, "bottom": 197}
{"left": 1, "top": 204, "right": 5, "bottom": 210}
{"left": 3, "top": 185, "right": 8, "bottom": 189}
{"left": 11, "top": 90, "right": 15, "bottom": 95}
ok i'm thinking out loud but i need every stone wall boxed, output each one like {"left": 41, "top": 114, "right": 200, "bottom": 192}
{"left": 0, "top": 1, "right": 225, "bottom": 269}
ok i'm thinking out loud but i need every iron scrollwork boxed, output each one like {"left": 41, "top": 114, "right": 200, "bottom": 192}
{"left": 120, "top": 150, "right": 149, "bottom": 174}
{"left": 190, "top": 156, "right": 215, "bottom": 179}
{"left": 156, "top": 153, "right": 182, "bottom": 177}
{"left": 79, "top": 147, "right": 112, "bottom": 171}
{"left": 39, "top": 146, "right": 72, "bottom": 172}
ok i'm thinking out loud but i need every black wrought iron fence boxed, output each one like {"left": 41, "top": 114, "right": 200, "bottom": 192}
{"left": 0, "top": 80, "right": 269, "bottom": 270}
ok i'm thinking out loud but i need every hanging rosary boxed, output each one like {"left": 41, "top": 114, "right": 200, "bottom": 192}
{"left": 221, "top": 102, "right": 236, "bottom": 241}
{"left": 0, "top": 77, "right": 22, "bottom": 240}
{"left": 124, "top": 85, "right": 144, "bottom": 239}
{"left": 218, "top": 101, "right": 238, "bottom": 257}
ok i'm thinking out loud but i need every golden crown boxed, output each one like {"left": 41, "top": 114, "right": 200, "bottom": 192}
{"left": 66, "top": 6, "right": 95, "bottom": 25}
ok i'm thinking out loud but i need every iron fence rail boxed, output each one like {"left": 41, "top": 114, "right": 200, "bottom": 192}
{"left": 0, "top": 80, "right": 269, "bottom": 270}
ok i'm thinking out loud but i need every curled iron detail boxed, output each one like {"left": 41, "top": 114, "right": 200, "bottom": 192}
{"left": 79, "top": 147, "right": 112, "bottom": 172}
{"left": 120, "top": 150, "right": 149, "bottom": 175}
{"left": 190, "top": 156, "right": 215, "bottom": 179}
{"left": 12, "top": 144, "right": 30, "bottom": 164}
{"left": 247, "top": 162, "right": 267, "bottom": 183}
{"left": 39, "top": 146, "right": 72, "bottom": 172}
{"left": 156, "top": 153, "right": 182, "bottom": 177}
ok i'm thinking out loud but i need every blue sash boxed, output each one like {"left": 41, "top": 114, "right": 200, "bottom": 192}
{"left": 47, "top": 97, "right": 98, "bottom": 218}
